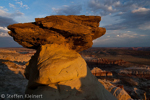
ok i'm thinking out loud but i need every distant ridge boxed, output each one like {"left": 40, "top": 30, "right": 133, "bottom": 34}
{"left": 91, "top": 47, "right": 150, "bottom": 51}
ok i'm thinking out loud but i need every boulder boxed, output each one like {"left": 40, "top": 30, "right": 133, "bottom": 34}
{"left": 25, "top": 44, "right": 117, "bottom": 100}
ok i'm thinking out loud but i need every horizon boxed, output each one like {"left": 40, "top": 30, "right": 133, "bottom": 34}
{"left": 0, "top": 0, "right": 150, "bottom": 47}
{"left": 0, "top": 46, "right": 150, "bottom": 48}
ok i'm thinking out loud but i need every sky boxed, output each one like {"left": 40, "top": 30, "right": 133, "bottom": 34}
{"left": 0, "top": 0, "right": 150, "bottom": 47}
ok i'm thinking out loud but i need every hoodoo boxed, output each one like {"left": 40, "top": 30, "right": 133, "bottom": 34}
{"left": 8, "top": 15, "right": 117, "bottom": 100}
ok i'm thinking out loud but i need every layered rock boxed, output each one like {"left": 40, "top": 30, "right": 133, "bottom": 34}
{"left": 117, "top": 67, "right": 150, "bottom": 80}
{"left": 91, "top": 67, "right": 113, "bottom": 76}
{"left": 8, "top": 15, "right": 106, "bottom": 52}
{"left": 86, "top": 58, "right": 130, "bottom": 66}
{"left": 7, "top": 15, "right": 116, "bottom": 100}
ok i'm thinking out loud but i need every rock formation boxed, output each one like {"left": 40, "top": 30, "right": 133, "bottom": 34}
{"left": 91, "top": 67, "right": 113, "bottom": 76}
{"left": 7, "top": 15, "right": 117, "bottom": 100}
{"left": 86, "top": 58, "right": 130, "bottom": 66}
{"left": 98, "top": 79, "right": 132, "bottom": 100}
{"left": 8, "top": 15, "right": 106, "bottom": 52}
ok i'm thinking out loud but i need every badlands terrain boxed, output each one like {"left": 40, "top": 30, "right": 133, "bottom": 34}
{"left": 0, "top": 47, "right": 149, "bottom": 100}
{"left": 81, "top": 47, "right": 150, "bottom": 99}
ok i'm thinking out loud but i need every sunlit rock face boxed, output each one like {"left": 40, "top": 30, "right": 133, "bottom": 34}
{"left": 25, "top": 44, "right": 87, "bottom": 86}
{"left": 99, "top": 79, "right": 132, "bottom": 100}
{"left": 24, "top": 44, "right": 116, "bottom": 100}
{"left": 7, "top": 15, "right": 117, "bottom": 100}
{"left": 7, "top": 15, "right": 106, "bottom": 52}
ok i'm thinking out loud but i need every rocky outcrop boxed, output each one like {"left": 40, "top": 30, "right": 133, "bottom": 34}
{"left": 118, "top": 68, "right": 150, "bottom": 79}
{"left": 7, "top": 15, "right": 117, "bottom": 100}
{"left": 98, "top": 79, "right": 132, "bottom": 100}
{"left": 118, "top": 68, "right": 150, "bottom": 75}
{"left": 86, "top": 58, "right": 130, "bottom": 66}
{"left": 91, "top": 67, "right": 113, "bottom": 76}
{"left": 8, "top": 15, "right": 106, "bottom": 52}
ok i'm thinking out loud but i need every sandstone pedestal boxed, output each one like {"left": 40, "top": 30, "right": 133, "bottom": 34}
{"left": 25, "top": 44, "right": 116, "bottom": 100}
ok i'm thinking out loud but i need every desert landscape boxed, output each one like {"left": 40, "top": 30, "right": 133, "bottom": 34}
{"left": 0, "top": 15, "right": 150, "bottom": 100}
{"left": 1, "top": 0, "right": 150, "bottom": 100}
{"left": 0, "top": 47, "right": 150, "bottom": 99}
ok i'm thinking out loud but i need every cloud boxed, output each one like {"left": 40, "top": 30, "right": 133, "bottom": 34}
{"left": 0, "top": 27, "right": 9, "bottom": 32}
{"left": 93, "top": 37, "right": 150, "bottom": 47}
{"left": 140, "top": 35, "right": 147, "bottom": 37}
{"left": 16, "top": 1, "right": 29, "bottom": 9}
{"left": 16, "top": 1, "right": 23, "bottom": 7}
{"left": 116, "top": 33, "right": 138, "bottom": 38}
{"left": 0, "top": 9, "right": 9, "bottom": 17}
{"left": 9, "top": 3, "right": 16, "bottom": 9}
{"left": 87, "top": 0, "right": 121, "bottom": 16}
{"left": 113, "top": 1, "right": 120, "bottom": 6}
{"left": 52, "top": 4, "right": 82, "bottom": 15}
{"left": 93, "top": 31, "right": 150, "bottom": 47}
{"left": 0, "top": 6, "right": 8, "bottom": 11}
{"left": 0, "top": 6, "right": 22, "bottom": 37}
{"left": 10, "top": 11, "right": 24, "bottom": 17}
{"left": 0, "top": 32, "right": 10, "bottom": 37}
{"left": 86, "top": 0, "right": 150, "bottom": 16}
{"left": 0, "top": 26, "right": 10, "bottom": 37}
{"left": 138, "top": 22, "right": 150, "bottom": 30}
{"left": 9, "top": 1, "right": 29, "bottom": 10}
{"left": 0, "top": 6, "right": 24, "bottom": 18}
{"left": 22, "top": 0, "right": 150, "bottom": 47}
{"left": 0, "top": 6, "right": 10, "bottom": 17}
{"left": 0, "top": 16, "right": 17, "bottom": 27}
{"left": 107, "top": 30, "right": 148, "bottom": 38}
{"left": 87, "top": 0, "right": 150, "bottom": 31}
{"left": 132, "top": 7, "right": 150, "bottom": 13}
{"left": 0, "top": 5, "right": 25, "bottom": 46}
{"left": 51, "top": 0, "right": 150, "bottom": 32}
{"left": 104, "top": 9, "right": 150, "bottom": 30}
{"left": 106, "top": 30, "right": 143, "bottom": 38}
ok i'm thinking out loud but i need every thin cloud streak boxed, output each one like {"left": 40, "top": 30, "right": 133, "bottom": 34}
{"left": 16, "top": 1, "right": 29, "bottom": 9}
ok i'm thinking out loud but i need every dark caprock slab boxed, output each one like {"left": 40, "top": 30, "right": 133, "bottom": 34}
{"left": 7, "top": 15, "right": 106, "bottom": 52}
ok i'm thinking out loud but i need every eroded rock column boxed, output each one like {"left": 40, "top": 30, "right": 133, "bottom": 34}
{"left": 7, "top": 15, "right": 117, "bottom": 100}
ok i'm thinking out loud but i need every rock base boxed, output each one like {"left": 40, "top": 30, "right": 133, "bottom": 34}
{"left": 25, "top": 44, "right": 117, "bottom": 100}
